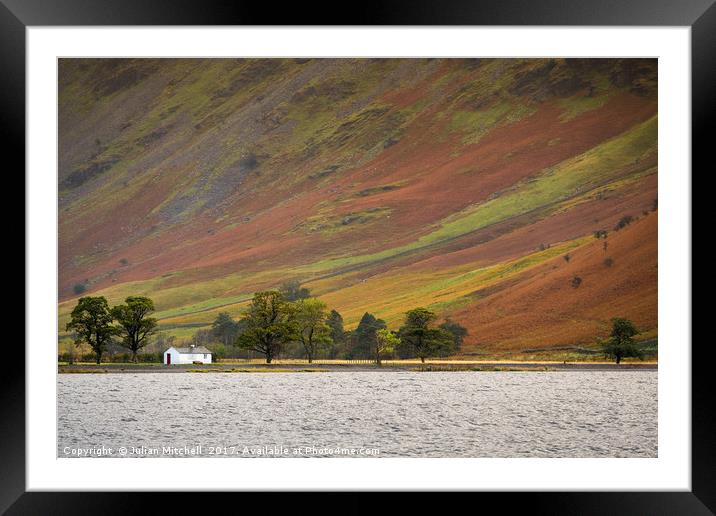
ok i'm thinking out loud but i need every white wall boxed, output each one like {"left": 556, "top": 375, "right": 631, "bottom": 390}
{"left": 163, "top": 348, "right": 212, "bottom": 364}
{"left": 163, "top": 348, "right": 179, "bottom": 365}
{"left": 180, "top": 353, "right": 212, "bottom": 364}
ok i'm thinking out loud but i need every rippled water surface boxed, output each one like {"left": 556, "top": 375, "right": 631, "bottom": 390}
{"left": 58, "top": 371, "right": 657, "bottom": 457}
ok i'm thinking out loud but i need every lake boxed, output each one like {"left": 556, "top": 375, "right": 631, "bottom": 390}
{"left": 57, "top": 371, "right": 657, "bottom": 458}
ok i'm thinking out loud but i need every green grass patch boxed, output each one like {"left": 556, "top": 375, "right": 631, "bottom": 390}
{"left": 292, "top": 207, "right": 392, "bottom": 235}
{"left": 450, "top": 102, "right": 536, "bottom": 144}
{"left": 321, "top": 237, "right": 588, "bottom": 328}
{"left": 557, "top": 92, "right": 614, "bottom": 122}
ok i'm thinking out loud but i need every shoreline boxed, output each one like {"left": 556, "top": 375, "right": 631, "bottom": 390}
{"left": 58, "top": 361, "right": 658, "bottom": 374}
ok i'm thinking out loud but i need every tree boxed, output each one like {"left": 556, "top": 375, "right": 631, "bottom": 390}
{"left": 438, "top": 319, "right": 469, "bottom": 355}
{"left": 292, "top": 298, "right": 332, "bottom": 363}
{"left": 394, "top": 336, "right": 416, "bottom": 359}
{"left": 210, "top": 342, "right": 228, "bottom": 361}
{"left": 398, "top": 308, "right": 453, "bottom": 363}
{"left": 111, "top": 296, "right": 158, "bottom": 362}
{"left": 278, "top": 279, "right": 311, "bottom": 302}
{"left": 375, "top": 329, "right": 400, "bottom": 365}
{"left": 601, "top": 317, "right": 642, "bottom": 364}
{"left": 155, "top": 332, "right": 176, "bottom": 353}
{"left": 192, "top": 328, "right": 213, "bottom": 347}
{"left": 236, "top": 291, "right": 296, "bottom": 363}
{"left": 326, "top": 309, "right": 345, "bottom": 358}
{"left": 211, "top": 312, "right": 242, "bottom": 347}
{"left": 66, "top": 296, "right": 118, "bottom": 364}
{"left": 349, "top": 312, "right": 387, "bottom": 359}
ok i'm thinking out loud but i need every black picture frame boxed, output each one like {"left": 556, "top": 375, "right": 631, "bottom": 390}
{"left": 4, "top": 0, "right": 708, "bottom": 513}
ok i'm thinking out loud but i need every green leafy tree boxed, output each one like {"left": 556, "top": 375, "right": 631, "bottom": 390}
{"left": 292, "top": 298, "right": 332, "bottom": 363}
{"left": 111, "top": 296, "right": 158, "bottom": 362}
{"left": 326, "top": 309, "right": 345, "bottom": 359}
{"left": 211, "top": 312, "right": 242, "bottom": 347}
{"left": 278, "top": 279, "right": 311, "bottom": 302}
{"left": 236, "top": 291, "right": 296, "bottom": 363}
{"left": 601, "top": 317, "right": 643, "bottom": 364}
{"left": 394, "top": 337, "right": 416, "bottom": 359}
{"left": 66, "top": 296, "right": 118, "bottom": 364}
{"left": 349, "top": 312, "right": 386, "bottom": 359}
{"left": 375, "top": 329, "right": 400, "bottom": 366}
{"left": 398, "top": 308, "right": 454, "bottom": 363}
{"left": 438, "top": 319, "right": 469, "bottom": 355}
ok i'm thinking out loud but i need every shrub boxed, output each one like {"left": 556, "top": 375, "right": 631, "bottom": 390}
{"left": 571, "top": 276, "right": 582, "bottom": 288}
{"left": 604, "top": 258, "right": 614, "bottom": 268}
{"left": 137, "top": 352, "right": 162, "bottom": 363}
{"left": 58, "top": 352, "right": 75, "bottom": 363}
{"left": 614, "top": 215, "right": 634, "bottom": 230}
{"left": 563, "top": 254, "right": 571, "bottom": 263}
{"left": 73, "top": 283, "right": 87, "bottom": 295}
{"left": 111, "top": 352, "right": 132, "bottom": 363}
{"left": 210, "top": 343, "right": 227, "bottom": 362}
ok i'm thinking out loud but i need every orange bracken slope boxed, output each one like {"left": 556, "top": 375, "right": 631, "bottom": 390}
{"left": 58, "top": 58, "right": 658, "bottom": 352}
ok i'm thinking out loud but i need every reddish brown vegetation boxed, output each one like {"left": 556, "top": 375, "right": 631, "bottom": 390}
{"left": 450, "top": 214, "right": 657, "bottom": 351}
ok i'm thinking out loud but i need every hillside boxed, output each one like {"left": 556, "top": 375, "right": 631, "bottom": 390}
{"left": 58, "top": 58, "right": 657, "bottom": 353}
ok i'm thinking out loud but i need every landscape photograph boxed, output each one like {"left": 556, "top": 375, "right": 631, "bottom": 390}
{"left": 57, "top": 57, "right": 657, "bottom": 458}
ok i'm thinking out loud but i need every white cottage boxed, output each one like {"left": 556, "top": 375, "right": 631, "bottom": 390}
{"left": 163, "top": 345, "right": 213, "bottom": 365}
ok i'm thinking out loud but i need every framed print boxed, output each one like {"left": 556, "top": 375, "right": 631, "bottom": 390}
{"left": 5, "top": 0, "right": 710, "bottom": 513}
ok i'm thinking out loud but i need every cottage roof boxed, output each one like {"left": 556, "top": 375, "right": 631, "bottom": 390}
{"left": 171, "top": 346, "right": 213, "bottom": 354}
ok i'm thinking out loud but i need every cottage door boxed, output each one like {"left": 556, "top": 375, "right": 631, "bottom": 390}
{"left": 167, "top": 354, "right": 171, "bottom": 365}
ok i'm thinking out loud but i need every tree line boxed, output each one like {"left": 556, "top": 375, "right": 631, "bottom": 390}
{"left": 65, "top": 296, "right": 158, "bottom": 363}
{"left": 64, "top": 279, "right": 646, "bottom": 365}
{"left": 209, "top": 280, "right": 468, "bottom": 364}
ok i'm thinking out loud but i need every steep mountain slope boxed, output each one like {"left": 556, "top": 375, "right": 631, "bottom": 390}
{"left": 58, "top": 58, "right": 657, "bottom": 352}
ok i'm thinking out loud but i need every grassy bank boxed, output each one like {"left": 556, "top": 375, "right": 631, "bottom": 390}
{"left": 58, "top": 360, "right": 657, "bottom": 374}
